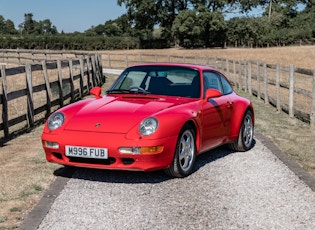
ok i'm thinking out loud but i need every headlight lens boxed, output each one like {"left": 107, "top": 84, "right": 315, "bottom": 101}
{"left": 139, "top": 117, "right": 158, "bottom": 136}
{"left": 47, "top": 112, "right": 65, "bottom": 130}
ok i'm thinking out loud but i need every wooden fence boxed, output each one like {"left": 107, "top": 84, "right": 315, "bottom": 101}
{"left": 0, "top": 50, "right": 104, "bottom": 143}
{"left": 102, "top": 53, "right": 315, "bottom": 129}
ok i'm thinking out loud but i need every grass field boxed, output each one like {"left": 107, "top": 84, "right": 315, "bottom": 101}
{"left": 101, "top": 46, "right": 315, "bottom": 70}
{"left": 0, "top": 46, "right": 315, "bottom": 229}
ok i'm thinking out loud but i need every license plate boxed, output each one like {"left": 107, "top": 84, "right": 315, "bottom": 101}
{"left": 65, "top": 146, "right": 108, "bottom": 159}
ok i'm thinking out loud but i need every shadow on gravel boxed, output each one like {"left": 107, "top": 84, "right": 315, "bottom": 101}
{"left": 194, "top": 139, "right": 256, "bottom": 172}
{"left": 53, "top": 139, "right": 257, "bottom": 184}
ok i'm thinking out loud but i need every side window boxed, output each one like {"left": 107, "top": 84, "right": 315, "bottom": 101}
{"left": 220, "top": 75, "right": 233, "bottom": 95}
{"left": 203, "top": 71, "right": 222, "bottom": 97}
{"left": 203, "top": 71, "right": 233, "bottom": 96}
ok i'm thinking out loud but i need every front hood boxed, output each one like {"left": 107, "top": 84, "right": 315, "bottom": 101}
{"left": 65, "top": 95, "right": 191, "bottom": 133}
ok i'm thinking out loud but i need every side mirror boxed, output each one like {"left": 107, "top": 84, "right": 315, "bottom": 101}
{"left": 90, "top": 86, "right": 102, "bottom": 99}
{"left": 205, "top": 89, "right": 222, "bottom": 99}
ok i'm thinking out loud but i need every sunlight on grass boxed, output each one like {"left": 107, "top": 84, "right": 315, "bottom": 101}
{"left": 236, "top": 89, "right": 315, "bottom": 177}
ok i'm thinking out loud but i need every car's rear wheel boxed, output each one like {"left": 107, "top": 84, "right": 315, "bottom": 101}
{"left": 164, "top": 124, "right": 196, "bottom": 178}
{"left": 229, "top": 110, "right": 254, "bottom": 152}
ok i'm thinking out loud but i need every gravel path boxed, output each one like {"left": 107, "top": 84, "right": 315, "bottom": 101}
{"left": 36, "top": 136, "right": 315, "bottom": 230}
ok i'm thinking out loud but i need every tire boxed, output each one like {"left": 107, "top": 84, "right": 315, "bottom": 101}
{"left": 164, "top": 124, "right": 196, "bottom": 178}
{"left": 229, "top": 110, "right": 254, "bottom": 152}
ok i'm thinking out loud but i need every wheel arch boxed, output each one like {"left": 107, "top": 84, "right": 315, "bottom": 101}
{"left": 182, "top": 119, "right": 201, "bottom": 154}
{"left": 229, "top": 102, "right": 254, "bottom": 140}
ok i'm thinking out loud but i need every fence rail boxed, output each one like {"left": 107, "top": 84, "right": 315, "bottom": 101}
{"left": 0, "top": 50, "right": 104, "bottom": 143}
{"left": 102, "top": 53, "right": 315, "bottom": 129}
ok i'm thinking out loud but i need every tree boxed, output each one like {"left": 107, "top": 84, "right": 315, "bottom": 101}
{"left": 0, "top": 16, "right": 5, "bottom": 33}
{"left": 23, "top": 13, "right": 36, "bottom": 34}
{"left": 0, "top": 16, "right": 17, "bottom": 34}
{"left": 41, "top": 19, "right": 58, "bottom": 35}
{"left": 117, "top": 0, "right": 157, "bottom": 39}
{"left": 172, "top": 9, "right": 201, "bottom": 47}
{"left": 85, "top": 14, "right": 132, "bottom": 37}
{"left": 172, "top": 5, "right": 227, "bottom": 48}
{"left": 5, "top": 19, "right": 17, "bottom": 34}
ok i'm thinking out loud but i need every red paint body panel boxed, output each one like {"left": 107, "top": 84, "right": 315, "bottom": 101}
{"left": 42, "top": 63, "right": 254, "bottom": 172}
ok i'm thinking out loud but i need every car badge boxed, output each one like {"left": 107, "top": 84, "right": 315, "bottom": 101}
{"left": 95, "top": 123, "right": 101, "bottom": 128}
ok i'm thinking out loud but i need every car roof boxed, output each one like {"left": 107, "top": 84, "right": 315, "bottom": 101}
{"left": 128, "top": 63, "right": 218, "bottom": 72}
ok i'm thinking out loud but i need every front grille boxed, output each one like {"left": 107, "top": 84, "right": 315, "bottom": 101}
{"left": 68, "top": 157, "right": 116, "bottom": 165}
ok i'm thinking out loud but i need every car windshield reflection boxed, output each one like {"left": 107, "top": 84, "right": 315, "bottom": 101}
{"left": 109, "top": 66, "right": 201, "bottom": 98}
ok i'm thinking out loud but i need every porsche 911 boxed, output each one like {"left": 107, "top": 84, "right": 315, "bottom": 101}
{"left": 42, "top": 63, "right": 254, "bottom": 177}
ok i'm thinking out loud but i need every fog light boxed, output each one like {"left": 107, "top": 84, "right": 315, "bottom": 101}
{"left": 119, "top": 146, "right": 163, "bottom": 155}
{"left": 43, "top": 141, "right": 59, "bottom": 149}
{"left": 119, "top": 147, "right": 141, "bottom": 154}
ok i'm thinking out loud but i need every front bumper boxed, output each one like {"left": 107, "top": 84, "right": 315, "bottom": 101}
{"left": 42, "top": 130, "right": 177, "bottom": 172}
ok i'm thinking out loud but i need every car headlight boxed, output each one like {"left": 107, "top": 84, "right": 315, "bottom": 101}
{"left": 47, "top": 112, "right": 65, "bottom": 130}
{"left": 139, "top": 117, "right": 158, "bottom": 136}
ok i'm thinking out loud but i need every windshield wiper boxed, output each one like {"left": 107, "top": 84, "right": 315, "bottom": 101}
{"left": 128, "top": 86, "right": 149, "bottom": 94}
{"left": 106, "top": 89, "right": 130, "bottom": 94}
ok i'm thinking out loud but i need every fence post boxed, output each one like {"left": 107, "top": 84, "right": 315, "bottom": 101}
{"left": 91, "top": 55, "right": 98, "bottom": 86}
{"left": 1, "top": 65, "right": 9, "bottom": 138}
{"left": 79, "top": 58, "right": 85, "bottom": 96}
{"left": 244, "top": 62, "right": 248, "bottom": 92}
{"left": 248, "top": 61, "right": 252, "bottom": 94}
{"left": 108, "top": 54, "right": 111, "bottom": 68}
{"left": 41, "top": 60, "right": 52, "bottom": 117}
{"left": 257, "top": 61, "right": 261, "bottom": 99}
{"left": 86, "top": 57, "right": 93, "bottom": 89}
{"left": 233, "top": 60, "right": 236, "bottom": 86}
{"left": 226, "top": 59, "right": 229, "bottom": 77}
{"left": 125, "top": 54, "right": 128, "bottom": 67}
{"left": 57, "top": 60, "right": 64, "bottom": 108}
{"left": 68, "top": 59, "right": 75, "bottom": 103}
{"left": 96, "top": 53, "right": 104, "bottom": 85}
{"left": 238, "top": 61, "right": 242, "bottom": 90}
{"left": 221, "top": 58, "right": 224, "bottom": 72}
{"left": 25, "top": 64, "right": 34, "bottom": 127}
{"left": 289, "top": 64, "right": 295, "bottom": 117}
{"left": 310, "top": 69, "right": 315, "bottom": 129}
{"left": 276, "top": 64, "right": 281, "bottom": 112}
{"left": 263, "top": 63, "right": 268, "bottom": 105}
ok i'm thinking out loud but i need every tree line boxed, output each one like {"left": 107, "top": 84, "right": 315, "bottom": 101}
{"left": 0, "top": 0, "right": 314, "bottom": 50}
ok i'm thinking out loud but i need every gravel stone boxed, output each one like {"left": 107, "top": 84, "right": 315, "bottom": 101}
{"left": 38, "top": 138, "right": 315, "bottom": 230}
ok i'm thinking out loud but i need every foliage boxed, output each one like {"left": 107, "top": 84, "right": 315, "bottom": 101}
{"left": 0, "top": 0, "right": 314, "bottom": 49}
{"left": 0, "top": 35, "right": 139, "bottom": 50}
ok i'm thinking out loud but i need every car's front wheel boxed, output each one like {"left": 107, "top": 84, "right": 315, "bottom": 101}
{"left": 164, "top": 124, "right": 196, "bottom": 178}
{"left": 229, "top": 110, "right": 254, "bottom": 152}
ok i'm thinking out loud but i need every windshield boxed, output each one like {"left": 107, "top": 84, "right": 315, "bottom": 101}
{"left": 108, "top": 66, "right": 200, "bottom": 98}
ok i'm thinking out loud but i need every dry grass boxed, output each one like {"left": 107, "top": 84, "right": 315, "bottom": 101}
{"left": 101, "top": 46, "right": 315, "bottom": 70}
{"left": 0, "top": 125, "right": 60, "bottom": 229}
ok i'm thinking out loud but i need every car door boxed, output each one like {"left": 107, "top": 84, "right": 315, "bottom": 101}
{"left": 200, "top": 71, "right": 233, "bottom": 151}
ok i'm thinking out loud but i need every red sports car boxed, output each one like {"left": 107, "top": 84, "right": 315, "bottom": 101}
{"left": 42, "top": 63, "right": 254, "bottom": 177}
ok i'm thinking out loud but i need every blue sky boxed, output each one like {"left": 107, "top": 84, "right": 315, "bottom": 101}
{"left": 0, "top": 1, "right": 306, "bottom": 33}
{"left": 0, "top": 0, "right": 126, "bottom": 32}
